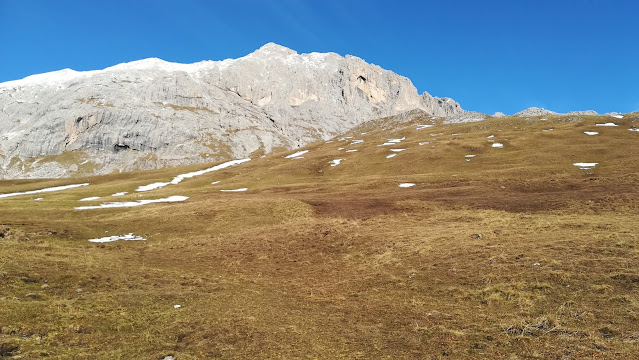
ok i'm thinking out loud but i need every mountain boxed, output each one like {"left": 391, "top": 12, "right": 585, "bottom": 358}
{"left": 0, "top": 43, "right": 463, "bottom": 179}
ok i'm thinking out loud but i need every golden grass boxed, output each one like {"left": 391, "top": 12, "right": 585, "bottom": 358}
{"left": 1, "top": 113, "right": 638, "bottom": 358}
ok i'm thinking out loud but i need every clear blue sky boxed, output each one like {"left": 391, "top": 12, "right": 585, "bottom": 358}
{"left": 1, "top": 0, "right": 637, "bottom": 114}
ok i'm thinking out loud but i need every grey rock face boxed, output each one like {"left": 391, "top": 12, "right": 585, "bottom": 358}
{"left": 514, "top": 107, "right": 558, "bottom": 117}
{"left": 444, "top": 111, "right": 486, "bottom": 124}
{"left": 0, "top": 43, "right": 463, "bottom": 179}
{"left": 566, "top": 110, "right": 598, "bottom": 116}
{"left": 492, "top": 112, "right": 507, "bottom": 118}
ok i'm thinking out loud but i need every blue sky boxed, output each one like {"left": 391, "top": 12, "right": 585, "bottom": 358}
{"left": 1, "top": 0, "right": 637, "bottom": 114}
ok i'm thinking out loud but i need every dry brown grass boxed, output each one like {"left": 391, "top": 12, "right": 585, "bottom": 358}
{"left": 1, "top": 113, "right": 638, "bottom": 358}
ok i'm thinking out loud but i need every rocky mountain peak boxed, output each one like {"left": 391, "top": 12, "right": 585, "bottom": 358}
{"left": 0, "top": 44, "right": 464, "bottom": 179}
{"left": 252, "top": 42, "right": 298, "bottom": 57}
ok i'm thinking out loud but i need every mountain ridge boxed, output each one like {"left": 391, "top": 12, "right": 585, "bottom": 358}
{"left": 0, "top": 43, "right": 463, "bottom": 179}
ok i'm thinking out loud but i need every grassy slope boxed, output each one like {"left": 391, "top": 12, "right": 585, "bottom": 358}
{"left": 0, "top": 114, "right": 638, "bottom": 359}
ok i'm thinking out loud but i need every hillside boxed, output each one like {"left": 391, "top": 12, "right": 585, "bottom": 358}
{"left": 1, "top": 112, "right": 638, "bottom": 358}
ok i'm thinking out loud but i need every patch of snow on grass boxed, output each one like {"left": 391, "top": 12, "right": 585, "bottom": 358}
{"left": 386, "top": 154, "right": 397, "bottom": 159}
{"left": 170, "top": 159, "right": 251, "bottom": 185}
{"left": 390, "top": 149, "right": 405, "bottom": 152}
{"left": 584, "top": 131, "right": 599, "bottom": 136}
{"left": 465, "top": 155, "right": 476, "bottom": 158}
{"left": 112, "top": 192, "right": 128, "bottom": 197}
{"left": 629, "top": 128, "right": 639, "bottom": 132}
{"left": 387, "top": 137, "right": 405, "bottom": 143}
{"left": 612, "top": 115, "right": 624, "bottom": 119}
{"left": 542, "top": 128, "right": 554, "bottom": 132}
{"left": 487, "top": 135, "right": 494, "bottom": 139}
{"left": 345, "top": 149, "right": 358, "bottom": 152}
{"left": 329, "top": 159, "right": 344, "bottom": 167}
{"left": 378, "top": 142, "right": 395, "bottom": 146}
{"left": 0, "top": 183, "right": 89, "bottom": 199}
{"left": 492, "top": 143, "right": 504, "bottom": 148}
{"left": 596, "top": 123, "right": 618, "bottom": 127}
{"left": 88, "top": 233, "right": 146, "bottom": 243}
{"left": 220, "top": 188, "right": 248, "bottom": 192}
{"left": 34, "top": 198, "right": 43, "bottom": 201}
{"left": 416, "top": 124, "right": 433, "bottom": 130}
{"left": 211, "top": 181, "right": 221, "bottom": 184}
{"left": 573, "top": 162, "right": 598, "bottom": 169}
{"left": 136, "top": 182, "right": 170, "bottom": 192}
{"left": 285, "top": 150, "right": 309, "bottom": 159}
{"left": 74, "top": 195, "right": 189, "bottom": 210}
{"left": 80, "top": 197, "right": 100, "bottom": 201}
{"left": 398, "top": 183, "right": 416, "bottom": 188}
{"left": 136, "top": 158, "right": 250, "bottom": 192}
{"left": 350, "top": 139, "right": 364, "bottom": 145}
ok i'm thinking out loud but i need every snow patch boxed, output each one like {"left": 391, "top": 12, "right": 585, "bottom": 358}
{"left": 0, "top": 183, "right": 89, "bottom": 199}
{"left": 628, "top": 128, "right": 639, "bottom": 132}
{"left": 398, "top": 183, "right": 416, "bottom": 188}
{"left": 386, "top": 154, "right": 397, "bottom": 159}
{"left": 80, "top": 197, "right": 101, "bottom": 201}
{"left": 389, "top": 149, "right": 405, "bottom": 152}
{"left": 74, "top": 195, "right": 189, "bottom": 210}
{"left": 416, "top": 124, "right": 433, "bottom": 130}
{"left": 596, "top": 123, "right": 618, "bottom": 127}
{"left": 136, "top": 182, "right": 170, "bottom": 192}
{"left": 388, "top": 137, "right": 405, "bottom": 143}
{"left": 136, "top": 158, "right": 250, "bottom": 192}
{"left": 285, "top": 150, "right": 309, "bottom": 159}
{"left": 329, "top": 159, "right": 344, "bottom": 167}
{"left": 418, "top": 142, "right": 430, "bottom": 146}
{"left": 220, "top": 188, "right": 248, "bottom": 192}
{"left": 492, "top": 143, "right": 504, "bottom": 148}
{"left": 573, "top": 162, "right": 598, "bottom": 169}
{"left": 112, "top": 192, "right": 128, "bottom": 197}
{"left": 89, "top": 233, "right": 146, "bottom": 243}
{"left": 584, "top": 131, "right": 599, "bottom": 136}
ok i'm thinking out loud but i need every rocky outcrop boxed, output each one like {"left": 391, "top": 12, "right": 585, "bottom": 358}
{"left": 566, "top": 110, "right": 598, "bottom": 116}
{"left": 0, "top": 43, "right": 463, "bottom": 179}
{"left": 514, "top": 107, "right": 558, "bottom": 117}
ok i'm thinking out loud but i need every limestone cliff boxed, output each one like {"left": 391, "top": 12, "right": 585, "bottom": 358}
{"left": 0, "top": 43, "right": 463, "bottom": 179}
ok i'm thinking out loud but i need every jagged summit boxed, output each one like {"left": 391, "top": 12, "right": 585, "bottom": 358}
{"left": 253, "top": 42, "right": 298, "bottom": 56}
{"left": 0, "top": 43, "right": 341, "bottom": 89}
